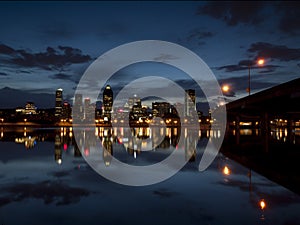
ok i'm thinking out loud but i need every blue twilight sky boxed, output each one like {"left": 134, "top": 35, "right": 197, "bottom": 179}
{"left": 0, "top": 1, "right": 300, "bottom": 107}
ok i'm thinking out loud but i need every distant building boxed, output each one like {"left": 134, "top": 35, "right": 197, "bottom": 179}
{"left": 152, "top": 102, "right": 170, "bottom": 118}
{"left": 62, "top": 101, "right": 71, "bottom": 120}
{"left": 128, "top": 94, "right": 144, "bottom": 121}
{"left": 184, "top": 89, "right": 196, "bottom": 117}
{"left": 128, "top": 94, "right": 141, "bottom": 110}
{"left": 15, "top": 102, "right": 37, "bottom": 115}
{"left": 103, "top": 85, "right": 113, "bottom": 121}
{"left": 73, "top": 93, "right": 83, "bottom": 121}
{"left": 25, "top": 102, "right": 36, "bottom": 114}
{"left": 55, "top": 88, "right": 63, "bottom": 118}
{"left": 25, "top": 102, "right": 37, "bottom": 115}
{"left": 84, "top": 98, "right": 95, "bottom": 121}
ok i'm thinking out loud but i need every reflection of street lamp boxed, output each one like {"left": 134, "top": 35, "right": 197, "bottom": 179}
{"left": 248, "top": 58, "right": 265, "bottom": 95}
{"left": 223, "top": 165, "right": 231, "bottom": 176}
{"left": 259, "top": 199, "right": 266, "bottom": 210}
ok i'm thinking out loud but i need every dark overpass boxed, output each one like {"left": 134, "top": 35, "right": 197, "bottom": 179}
{"left": 226, "top": 77, "right": 300, "bottom": 122}
{"left": 222, "top": 77, "right": 300, "bottom": 195}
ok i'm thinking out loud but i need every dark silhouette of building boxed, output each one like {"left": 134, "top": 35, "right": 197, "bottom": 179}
{"left": 62, "top": 101, "right": 72, "bottom": 120}
{"left": 152, "top": 102, "right": 170, "bottom": 118}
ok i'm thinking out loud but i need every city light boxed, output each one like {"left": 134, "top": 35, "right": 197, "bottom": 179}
{"left": 257, "top": 58, "right": 265, "bottom": 66}
{"left": 259, "top": 199, "right": 266, "bottom": 210}
{"left": 222, "top": 85, "right": 230, "bottom": 92}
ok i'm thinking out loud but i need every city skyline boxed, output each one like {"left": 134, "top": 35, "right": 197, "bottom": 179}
{"left": 0, "top": 2, "right": 300, "bottom": 108}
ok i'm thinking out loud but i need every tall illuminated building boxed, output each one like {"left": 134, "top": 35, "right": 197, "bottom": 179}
{"left": 55, "top": 88, "right": 63, "bottom": 118}
{"left": 184, "top": 89, "right": 196, "bottom": 117}
{"left": 84, "top": 98, "right": 95, "bottom": 121}
{"left": 62, "top": 101, "right": 71, "bottom": 120}
{"left": 73, "top": 93, "right": 83, "bottom": 121}
{"left": 103, "top": 85, "right": 113, "bottom": 121}
{"left": 152, "top": 102, "right": 170, "bottom": 117}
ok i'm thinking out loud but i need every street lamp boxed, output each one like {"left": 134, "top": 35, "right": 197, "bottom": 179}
{"left": 248, "top": 58, "right": 265, "bottom": 95}
{"left": 222, "top": 84, "right": 230, "bottom": 93}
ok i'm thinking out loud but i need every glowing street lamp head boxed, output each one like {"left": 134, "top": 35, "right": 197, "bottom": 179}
{"left": 257, "top": 58, "right": 265, "bottom": 66}
{"left": 222, "top": 85, "right": 230, "bottom": 92}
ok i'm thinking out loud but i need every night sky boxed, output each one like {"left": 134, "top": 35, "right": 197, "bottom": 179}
{"left": 0, "top": 1, "right": 300, "bottom": 108}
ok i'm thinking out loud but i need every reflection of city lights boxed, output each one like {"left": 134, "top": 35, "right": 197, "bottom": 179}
{"left": 259, "top": 199, "right": 266, "bottom": 210}
{"left": 223, "top": 166, "right": 230, "bottom": 175}
{"left": 84, "top": 148, "right": 90, "bottom": 156}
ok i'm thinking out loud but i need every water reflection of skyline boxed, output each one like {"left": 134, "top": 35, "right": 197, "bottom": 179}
{"left": 1, "top": 126, "right": 300, "bottom": 225}
{"left": 0, "top": 126, "right": 299, "bottom": 164}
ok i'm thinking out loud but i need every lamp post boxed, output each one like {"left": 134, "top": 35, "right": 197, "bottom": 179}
{"left": 248, "top": 58, "right": 265, "bottom": 95}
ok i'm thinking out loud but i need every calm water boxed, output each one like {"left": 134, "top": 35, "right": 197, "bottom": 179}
{"left": 0, "top": 126, "right": 300, "bottom": 225}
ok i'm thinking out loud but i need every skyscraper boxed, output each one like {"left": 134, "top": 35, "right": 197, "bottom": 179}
{"left": 73, "top": 93, "right": 83, "bottom": 121}
{"left": 55, "top": 88, "right": 63, "bottom": 118}
{"left": 103, "top": 85, "right": 113, "bottom": 121}
{"left": 84, "top": 98, "right": 95, "bottom": 121}
{"left": 184, "top": 89, "right": 196, "bottom": 117}
{"left": 62, "top": 101, "right": 71, "bottom": 120}
{"left": 152, "top": 102, "right": 170, "bottom": 118}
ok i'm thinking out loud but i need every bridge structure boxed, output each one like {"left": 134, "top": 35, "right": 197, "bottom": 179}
{"left": 221, "top": 77, "right": 300, "bottom": 195}
{"left": 225, "top": 77, "right": 300, "bottom": 145}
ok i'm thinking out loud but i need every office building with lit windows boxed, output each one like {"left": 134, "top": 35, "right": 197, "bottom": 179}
{"left": 55, "top": 88, "right": 63, "bottom": 117}
{"left": 184, "top": 89, "right": 196, "bottom": 117}
{"left": 73, "top": 93, "right": 83, "bottom": 121}
{"left": 103, "top": 85, "right": 113, "bottom": 121}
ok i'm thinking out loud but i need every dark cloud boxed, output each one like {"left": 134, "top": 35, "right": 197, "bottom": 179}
{"left": 275, "top": 2, "right": 300, "bottom": 35}
{"left": 49, "top": 73, "right": 75, "bottom": 82}
{"left": 0, "top": 44, "right": 92, "bottom": 70}
{"left": 218, "top": 76, "right": 276, "bottom": 92}
{"left": 216, "top": 63, "right": 280, "bottom": 73}
{"left": 0, "top": 72, "right": 7, "bottom": 76}
{"left": 248, "top": 42, "right": 300, "bottom": 61}
{"left": 187, "top": 29, "right": 214, "bottom": 41}
{"left": 0, "top": 180, "right": 90, "bottom": 207}
{"left": 216, "top": 64, "right": 246, "bottom": 72}
{"left": 17, "top": 70, "right": 31, "bottom": 74}
{"left": 197, "top": 2, "right": 265, "bottom": 26}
